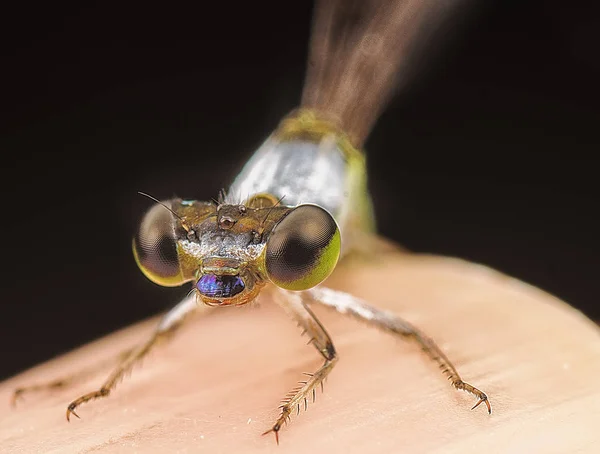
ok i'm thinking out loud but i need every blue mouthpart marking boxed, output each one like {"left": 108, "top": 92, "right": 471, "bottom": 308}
{"left": 196, "top": 274, "right": 245, "bottom": 298}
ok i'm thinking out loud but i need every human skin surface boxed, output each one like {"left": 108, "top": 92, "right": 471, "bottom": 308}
{"left": 1, "top": 244, "right": 599, "bottom": 453}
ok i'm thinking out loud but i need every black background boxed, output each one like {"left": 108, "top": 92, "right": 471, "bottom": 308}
{"left": 1, "top": 0, "right": 599, "bottom": 381}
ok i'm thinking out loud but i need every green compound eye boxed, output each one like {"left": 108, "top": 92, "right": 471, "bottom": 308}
{"left": 133, "top": 201, "right": 185, "bottom": 287}
{"left": 265, "top": 204, "right": 341, "bottom": 291}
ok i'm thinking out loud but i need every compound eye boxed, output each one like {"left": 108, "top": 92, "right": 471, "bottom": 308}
{"left": 133, "top": 201, "right": 185, "bottom": 286}
{"left": 265, "top": 204, "right": 341, "bottom": 291}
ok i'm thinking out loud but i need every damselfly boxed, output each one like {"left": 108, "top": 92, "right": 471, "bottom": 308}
{"left": 13, "top": 0, "right": 491, "bottom": 443}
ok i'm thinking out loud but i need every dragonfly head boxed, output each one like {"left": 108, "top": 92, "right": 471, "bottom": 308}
{"left": 133, "top": 197, "right": 341, "bottom": 307}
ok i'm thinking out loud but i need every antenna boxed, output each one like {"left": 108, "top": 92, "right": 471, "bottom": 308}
{"left": 137, "top": 191, "right": 192, "bottom": 232}
{"left": 261, "top": 194, "right": 287, "bottom": 228}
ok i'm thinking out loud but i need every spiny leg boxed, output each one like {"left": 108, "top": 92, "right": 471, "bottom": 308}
{"left": 308, "top": 287, "right": 491, "bottom": 414}
{"left": 11, "top": 348, "right": 134, "bottom": 407}
{"left": 263, "top": 288, "right": 338, "bottom": 444}
{"left": 66, "top": 292, "right": 199, "bottom": 421}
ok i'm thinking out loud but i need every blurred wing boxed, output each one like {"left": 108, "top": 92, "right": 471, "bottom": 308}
{"left": 302, "top": 0, "right": 473, "bottom": 146}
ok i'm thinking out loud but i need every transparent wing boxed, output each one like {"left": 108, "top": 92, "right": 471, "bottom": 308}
{"left": 302, "top": 0, "right": 474, "bottom": 146}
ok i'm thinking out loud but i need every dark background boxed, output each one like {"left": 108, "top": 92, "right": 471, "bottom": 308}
{"left": 1, "top": 0, "right": 599, "bottom": 381}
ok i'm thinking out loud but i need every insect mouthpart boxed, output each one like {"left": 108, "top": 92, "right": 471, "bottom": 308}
{"left": 196, "top": 274, "right": 245, "bottom": 299}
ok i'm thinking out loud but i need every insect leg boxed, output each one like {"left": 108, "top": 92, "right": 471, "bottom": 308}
{"left": 263, "top": 288, "right": 338, "bottom": 444}
{"left": 308, "top": 287, "right": 491, "bottom": 414}
{"left": 65, "top": 292, "right": 199, "bottom": 421}
{"left": 11, "top": 347, "right": 135, "bottom": 407}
